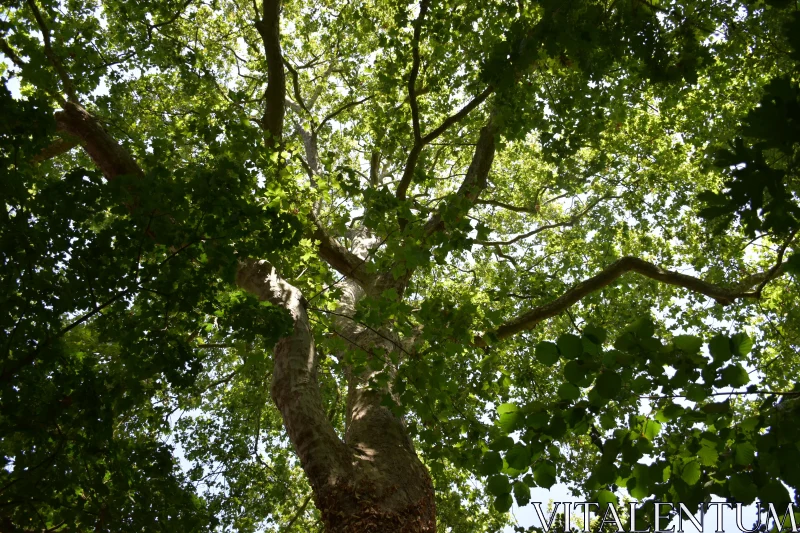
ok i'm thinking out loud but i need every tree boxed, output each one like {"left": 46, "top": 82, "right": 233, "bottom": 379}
{"left": 1, "top": 0, "right": 799, "bottom": 531}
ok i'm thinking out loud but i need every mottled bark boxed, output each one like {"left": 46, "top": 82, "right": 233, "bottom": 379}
{"left": 54, "top": 102, "right": 141, "bottom": 180}
{"left": 237, "top": 259, "right": 435, "bottom": 532}
{"left": 53, "top": 97, "right": 436, "bottom": 531}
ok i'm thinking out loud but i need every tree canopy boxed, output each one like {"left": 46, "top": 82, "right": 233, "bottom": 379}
{"left": 1, "top": 0, "right": 800, "bottom": 531}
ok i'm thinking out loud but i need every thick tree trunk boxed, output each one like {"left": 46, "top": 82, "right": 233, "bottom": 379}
{"left": 56, "top": 91, "right": 437, "bottom": 533}
{"left": 237, "top": 260, "right": 435, "bottom": 532}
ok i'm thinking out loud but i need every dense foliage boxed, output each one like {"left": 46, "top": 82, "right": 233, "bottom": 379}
{"left": 1, "top": 0, "right": 799, "bottom": 531}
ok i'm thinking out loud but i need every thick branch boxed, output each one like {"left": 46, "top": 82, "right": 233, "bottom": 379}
{"left": 54, "top": 102, "right": 142, "bottom": 180}
{"left": 31, "top": 135, "right": 80, "bottom": 163}
{"left": 0, "top": 36, "right": 25, "bottom": 69}
{"left": 26, "top": 0, "right": 78, "bottom": 102}
{"left": 476, "top": 257, "right": 791, "bottom": 347}
{"left": 369, "top": 151, "right": 381, "bottom": 187}
{"left": 396, "top": 86, "right": 493, "bottom": 201}
{"left": 309, "top": 213, "right": 375, "bottom": 288}
{"left": 283, "top": 58, "right": 309, "bottom": 114}
{"left": 421, "top": 86, "right": 493, "bottom": 145}
{"left": 235, "top": 260, "right": 352, "bottom": 494}
{"left": 408, "top": 0, "right": 431, "bottom": 143}
{"left": 255, "top": 0, "right": 286, "bottom": 144}
{"left": 423, "top": 118, "right": 496, "bottom": 237}
{"left": 475, "top": 198, "right": 539, "bottom": 213}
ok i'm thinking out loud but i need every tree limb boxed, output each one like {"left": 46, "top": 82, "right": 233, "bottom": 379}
{"left": 31, "top": 135, "right": 80, "bottom": 163}
{"left": 421, "top": 86, "right": 493, "bottom": 145}
{"left": 25, "top": 0, "right": 78, "bottom": 103}
{"left": 54, "top": 102, "right": 142, "bottom": 180}
{"left": 408, "top": 0, "right": 431, "bottom": 143}
{"left": 396, "top": 86, "right": 493, "bottom": 201}
{"left": 0, "top": 36, "right": 25, "bottom": 70}
{"left": 474, "top": 195, "right": 616, "bottom": 246}
{"left": 255, "top": 0, "right": 286, "bottom": 144}
{"left": 281, "top": 493, "right": 313, "bottom": 532}
{"left": 475, "top": 257, "right": 791, "bottom": 347}
{"left": 235, "top": 259, "right": 352, "bottom": 493}
{"left": 309, "top": 212, "right": 375, "bottom": 288}
{"left": 422, "top": 118, "right": 496, "bottom": 237}
{"left": 283, "top": 57, "right": 310, "bottom": 114}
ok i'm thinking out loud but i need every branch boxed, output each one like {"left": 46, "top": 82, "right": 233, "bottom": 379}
{"left": 421, "top": 86, "right": 493, "bottom": 145}
{"left": 475, "top": 257, "right": 791, "bottom": 347}
{"left": 408, "top": 0, "right": 431, "bottom": 143}
{"left": 0, "top": 36, "right": 25, "bottom": 70}
{"left": 31, "top": 135, "right": 80, "bottom": 163}
{"left": 149, "top": 0, "right": 194, "bottom": 30}
{"left": 396, "top": 86, "right": 493, "bottom": 201}
{"left": 754, "top": 229, "right": 797, "bottom": 296}
{"left": 313, "top": 95, "right": 372, "bottom": 134}
{"left": 25, "top": 0, "right": 78, "bottom": 102}
{"left": 474, "top": 195, "right": 615, "bottom": 246}
{"left": 0, "top": 288, "right": 131, "bottom": 383}
{"left": 281, "top": 493, "right": 313, "bottom": 532}
{"left": 369, "top": 151, "right": 381, "bottom": 187}
{"left": 283, "top": 58, "right": 309, "bottom": 114}
{"left": 475, "top": 198, "right": 539, "bottom": 214}
{"left": 235, "top": 260, "right": 352, "bottom": 492}
{"left": 309, "top": 212, "right": 375, "bottom": 288}
{"left": 54, "top": 102, "right": 142, "bottom": 180}
{"left": 422, "top": 118, "right": 496, "bottom": 237}
{"left": 255, "top": 0, "right": 286, "bottom": 144}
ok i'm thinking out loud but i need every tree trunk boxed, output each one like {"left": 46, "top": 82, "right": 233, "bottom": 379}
{"left": 236, "top": 260, "right": 435, "bottom": 532}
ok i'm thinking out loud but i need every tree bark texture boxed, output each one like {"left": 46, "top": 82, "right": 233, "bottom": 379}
{"left": 56, "top": 97, "right": 437, "bottom": 532}
{"left": 237, "top": 259, "right": 435, "bottom": 533}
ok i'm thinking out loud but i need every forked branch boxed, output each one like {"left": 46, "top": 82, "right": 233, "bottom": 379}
{"left": 255, "top": 0, "right": 286, "bottom": 144}
{"left": 26, "top": 0, "right": 78, "bottom": 103}
{"left": 309, "top": 212, "right": 376, "bottom": 288}
{"left": 408, "top": 0, "right": 431, "bottom": 143}
{"left": 396, "top": 86, "right": 493, "bottom": 201}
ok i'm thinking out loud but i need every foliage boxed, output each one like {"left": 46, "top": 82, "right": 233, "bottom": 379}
{"left": 1, "top": 0, "right": 800, "bottom": 531}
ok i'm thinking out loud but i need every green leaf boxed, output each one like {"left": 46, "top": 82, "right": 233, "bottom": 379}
{"left": 597, "top": 489, "right": 618, "bottom": 507}
{"left": 479, "top": 451, "right": 504, "bottom": 475}
{"left": 536, "top": 342, "right": 560, "bottom": 365}
{"left": 758, "top": 479, "right": 791, "bottom": 507}
{"left": 734, "top": 442, "right": 756, "bottom": 466}
{"left": 563, "top": 360, "right": 586, "bottom": 384}
{"left": 674, "top": 335, "right": 703, "bottom": 353}
{"left": 513, "top": 480, "right": 531, "bottom": 506}
{"left": 506, "top": 444, "right": 532, "bottom": 471}
{"left": 709, "top": 334, "right": 732, "bottom": 362}
{"left": 494, "top": 493, "right": 514, "bottom": 513}
{"left": 533, "top": 461, "right": 557, "bottom": 488}
{"left": 557, "top": 334, "right": 583, "bottom": 359}
{"left": 729, "top": 473, "right": 758, "bottom": 504}
{"left": 595, "top": 371, "right": 622, "bottom": 399}
{"left": 641, "top": 419, "right": 662, "bottom": 441}
{"left": 583, "top": 324, "right": 608, "bottom": 345}
{"left": 786, "top": 252, "right": 800, "bottom": 275}
{"left": 557, "top": 383, "right": 580, "bottom": 401}
{"left": 595, "top": 463, "right": 617, "bottom": 485}
{"left": 487, "top": 474, "right": 512, "bottom": 496}
{"left": 497, "top": 403, "right": 520, "bottom": 434}
{"left": 720, "top": 363, "right": 750, "bottom": 388}
{"left": 731, "top": 333, "right": 753, "bottom": 357}
{"left": 681, "top": 460, "right": 701, "bottom": 485}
